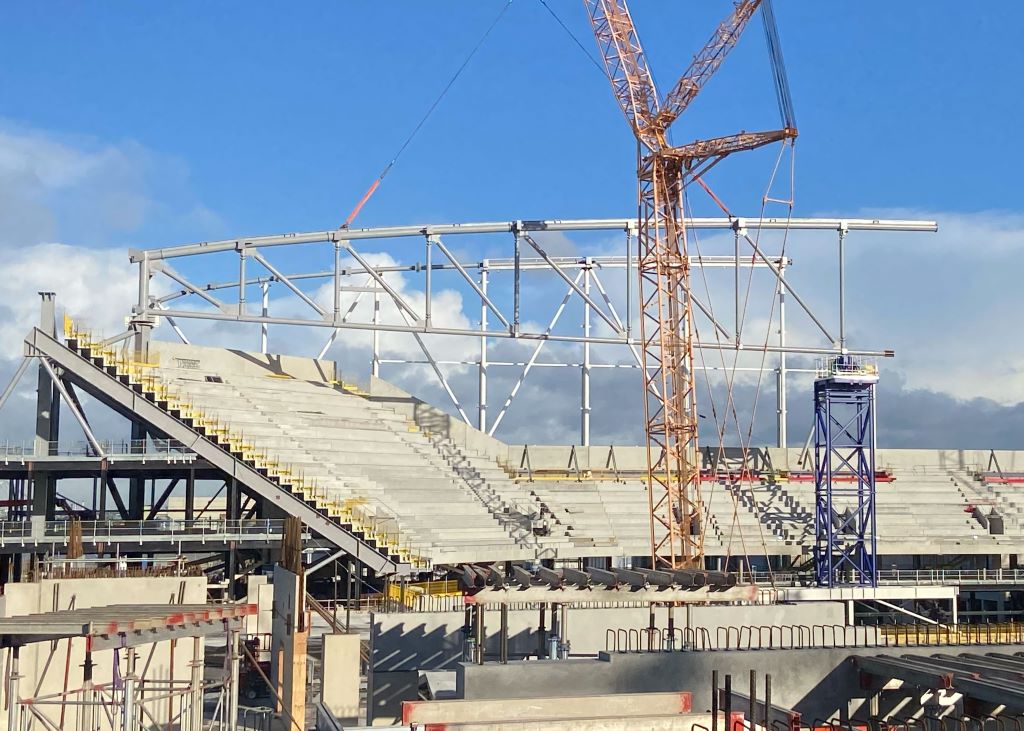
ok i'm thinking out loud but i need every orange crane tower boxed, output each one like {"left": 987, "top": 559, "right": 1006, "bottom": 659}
{"left": 583, "top": 1, "right": 797, "bottom": 568}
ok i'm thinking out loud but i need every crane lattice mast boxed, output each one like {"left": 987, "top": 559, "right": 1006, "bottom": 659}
{"left": 584, "top": 0, "right": 797, "bottom": 568}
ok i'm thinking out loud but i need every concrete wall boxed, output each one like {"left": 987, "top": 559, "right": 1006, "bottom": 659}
{"left": 270, "top": 565, "right": 308, "bottom": 725}
{"left": 367, "top": 670, "right": 419, "bottom": 726}
{"left": 0, "top": 576, "right": 206, "bottom": 731}
{"left": 367, "top": 602, "right": 844, "bottom": 725}
{"left": 151, "top": 341, "right": 336, "bottom": 381}
{"left": 368, "top": 376, "right": 507, "bottom": 460}
{"left": 245, "top": 574, "right": 273, "bottom": 641}
{"left": 456, "top": 643, "right": 1024, "bottom": 724}
{"left": 370, "top": 602, "right": 845, "bottom": 673}
{"left": 321, "top": 634, "right": 360, "bottom": 726}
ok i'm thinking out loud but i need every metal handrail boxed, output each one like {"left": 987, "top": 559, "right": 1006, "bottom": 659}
{"left": 0, "top": 438, "right": 194, "bottom": 460}
{"left": 0, "top": 518, "right": 291, "bottom": 543}
{"left": 748, "top": 568, "right": 1024, "bottom": 586}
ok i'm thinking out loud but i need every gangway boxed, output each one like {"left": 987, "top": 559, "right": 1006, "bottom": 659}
{"left": 0, "top": 517, "right": 314, "bottom": 553}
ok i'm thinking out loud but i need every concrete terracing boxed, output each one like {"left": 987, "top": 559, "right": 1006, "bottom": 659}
{"left": 140, "top": 342, "right": 1024, "bottom": 565}
{"left": 151, "top": 343, "right": 541, "bottom": 566}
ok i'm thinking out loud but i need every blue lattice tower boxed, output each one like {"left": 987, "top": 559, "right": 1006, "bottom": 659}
{"left": 813, "top": 356, "right": 878, "bottom": 587}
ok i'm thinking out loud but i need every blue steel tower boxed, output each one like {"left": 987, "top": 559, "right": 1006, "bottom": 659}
{"left": 813, "top": 355, "right": 878, "bottom": 587}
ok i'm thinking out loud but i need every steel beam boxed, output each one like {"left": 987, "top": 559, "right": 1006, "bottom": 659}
{"left": 132, "top": 218, "right": 938, "bottom": 262}
{"left": 148, "top": 306, "right": 894, "bottom": 357}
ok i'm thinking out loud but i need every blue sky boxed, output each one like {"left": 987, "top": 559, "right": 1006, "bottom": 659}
{"left": 0, "top": 2, "right": 1021, "bottom": 448}
{"left": 3, "top": 2, "right": 1021, "bottom": 242}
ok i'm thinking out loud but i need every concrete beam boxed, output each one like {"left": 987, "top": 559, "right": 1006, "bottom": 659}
{"left": 854, "top": 654, "right": 953, "bottom": 690}
{"left": 402, "top": 691, "right": 693, "bottom": 725}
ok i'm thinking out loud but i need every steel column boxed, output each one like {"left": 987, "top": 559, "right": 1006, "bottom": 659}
{"left": 424, "top": 236, "right": 433, "bottom": 326}
{"left": 479, "top": 264, "right": 489, "bottom": 433}
{"left": 371, "top": 291, "right": 380, "bottom": 378}
{"left": 838, "top": 222, "right": 848, "bottom": 351}
{"left": 32, "top": 293, "right": 59, "bottom": 522}
{"left": 582, "top": 261, "right": 592, "bottom": 447}
{"left": 777, "top": 260, "right": 787, "bottom": 448}
{"left": 6, "top": 647, "right": 19, "bottom": 731}
{"left": 260, "top": 281, "right": 269, "bottom": 354}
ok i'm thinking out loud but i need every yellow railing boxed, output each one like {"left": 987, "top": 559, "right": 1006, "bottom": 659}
{"left": 385, "top": 580, "right": 463, "bottom": 608}
{"left": 879, "top": 622, "right": 1024, "bottom": 646}
{"left": 62, "top": 316, "right": 431, "bottom": 569}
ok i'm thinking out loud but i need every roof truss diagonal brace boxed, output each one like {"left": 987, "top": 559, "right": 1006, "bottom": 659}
{"left": 318, "top": 275, "right": 376, "bottom": 360}
{"left": 150, "top": 261, "right": 228, "bottom": 312}
{"left": 736, "top": 228, "right": 835, "bottom": 345}
{"left": 393, "top": 300, "right": 473, "bottom": 426}
{"left": 250, "top": 251, "right": 328, "bottom": 319}
{"left": 24, "top": 327, "right": 402, "bottom": 575}
{"left": 488, "top": 271, "right": 582, "bottom": 436}
{"left": 433, "top": 236, "right": 511, "bottom": 330}
{"left": 521, "top": 233, "right": 625, "bottom": 335}
{"left": 341, "top": 241, "right": 421, "bottom": 322}
{"left": 588, "top": 268, "right": 657, "bottom": 382}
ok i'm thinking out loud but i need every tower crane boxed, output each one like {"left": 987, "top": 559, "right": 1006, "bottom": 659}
{"left": 583, "top": 0, "right": 797, "bottom": 568}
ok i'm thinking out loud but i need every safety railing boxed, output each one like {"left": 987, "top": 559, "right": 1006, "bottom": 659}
{"left": 748, "top": 569, "right": 1024, "bottom": 587}
{"left": 880, "top": 621, "right": 1024, "bottom": 647}
{"left": 0, "top": 438, "right": 195, "bottom": 460}
{"left": 881, "top": 715, "right": 1024, "bottom": 731}
{"left": 604, "top": 623, "right": 884, "bottom": 653}
{"left": 0, "top": 518, "right": 291, "bottom": 544}
{"left": 603, "top": 621, "right": 1024, "bottom": 654}
{"left": 815, "top": 354, "right": 878, "bottom": 379}
{"left": 30, "top": 555, "right": 201, "bottom": 580}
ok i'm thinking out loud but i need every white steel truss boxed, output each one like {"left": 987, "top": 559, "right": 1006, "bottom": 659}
{"left": 122, "top": 217, "right": 936, "bottom": 446}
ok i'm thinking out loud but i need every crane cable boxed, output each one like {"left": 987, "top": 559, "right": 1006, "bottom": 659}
{"left": 341, "top": 1, "right": 514, "bottom": 229}
{"left": 691, "top": 138, "right": 797, "bottom": 585}
{"left": 537, "top": 0, "right": 607, "bottom": 76}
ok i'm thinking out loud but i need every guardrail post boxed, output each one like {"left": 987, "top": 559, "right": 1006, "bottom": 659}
{"left": 712, "top": 670, "right": 719, "bottom": 731}
{"left": 724, "top": 674, "right": 733, "bottom": 731}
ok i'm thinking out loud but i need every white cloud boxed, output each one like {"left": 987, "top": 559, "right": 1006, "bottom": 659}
{"left": 0, "top": 120, "right": 223, "bottom": 249}
{"left": 0, "top": 243, "right": 137, "bottom": 357}
{"left": 0, "top": 118, "right": 1017, "bottom": 448}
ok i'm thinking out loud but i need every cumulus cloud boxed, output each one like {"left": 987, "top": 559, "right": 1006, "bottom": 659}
{"left": 0, "top": 121, "right": 1018, "bottom": 451}
{"left": 0, "top": 121, "right": 223, "bottom": 249}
